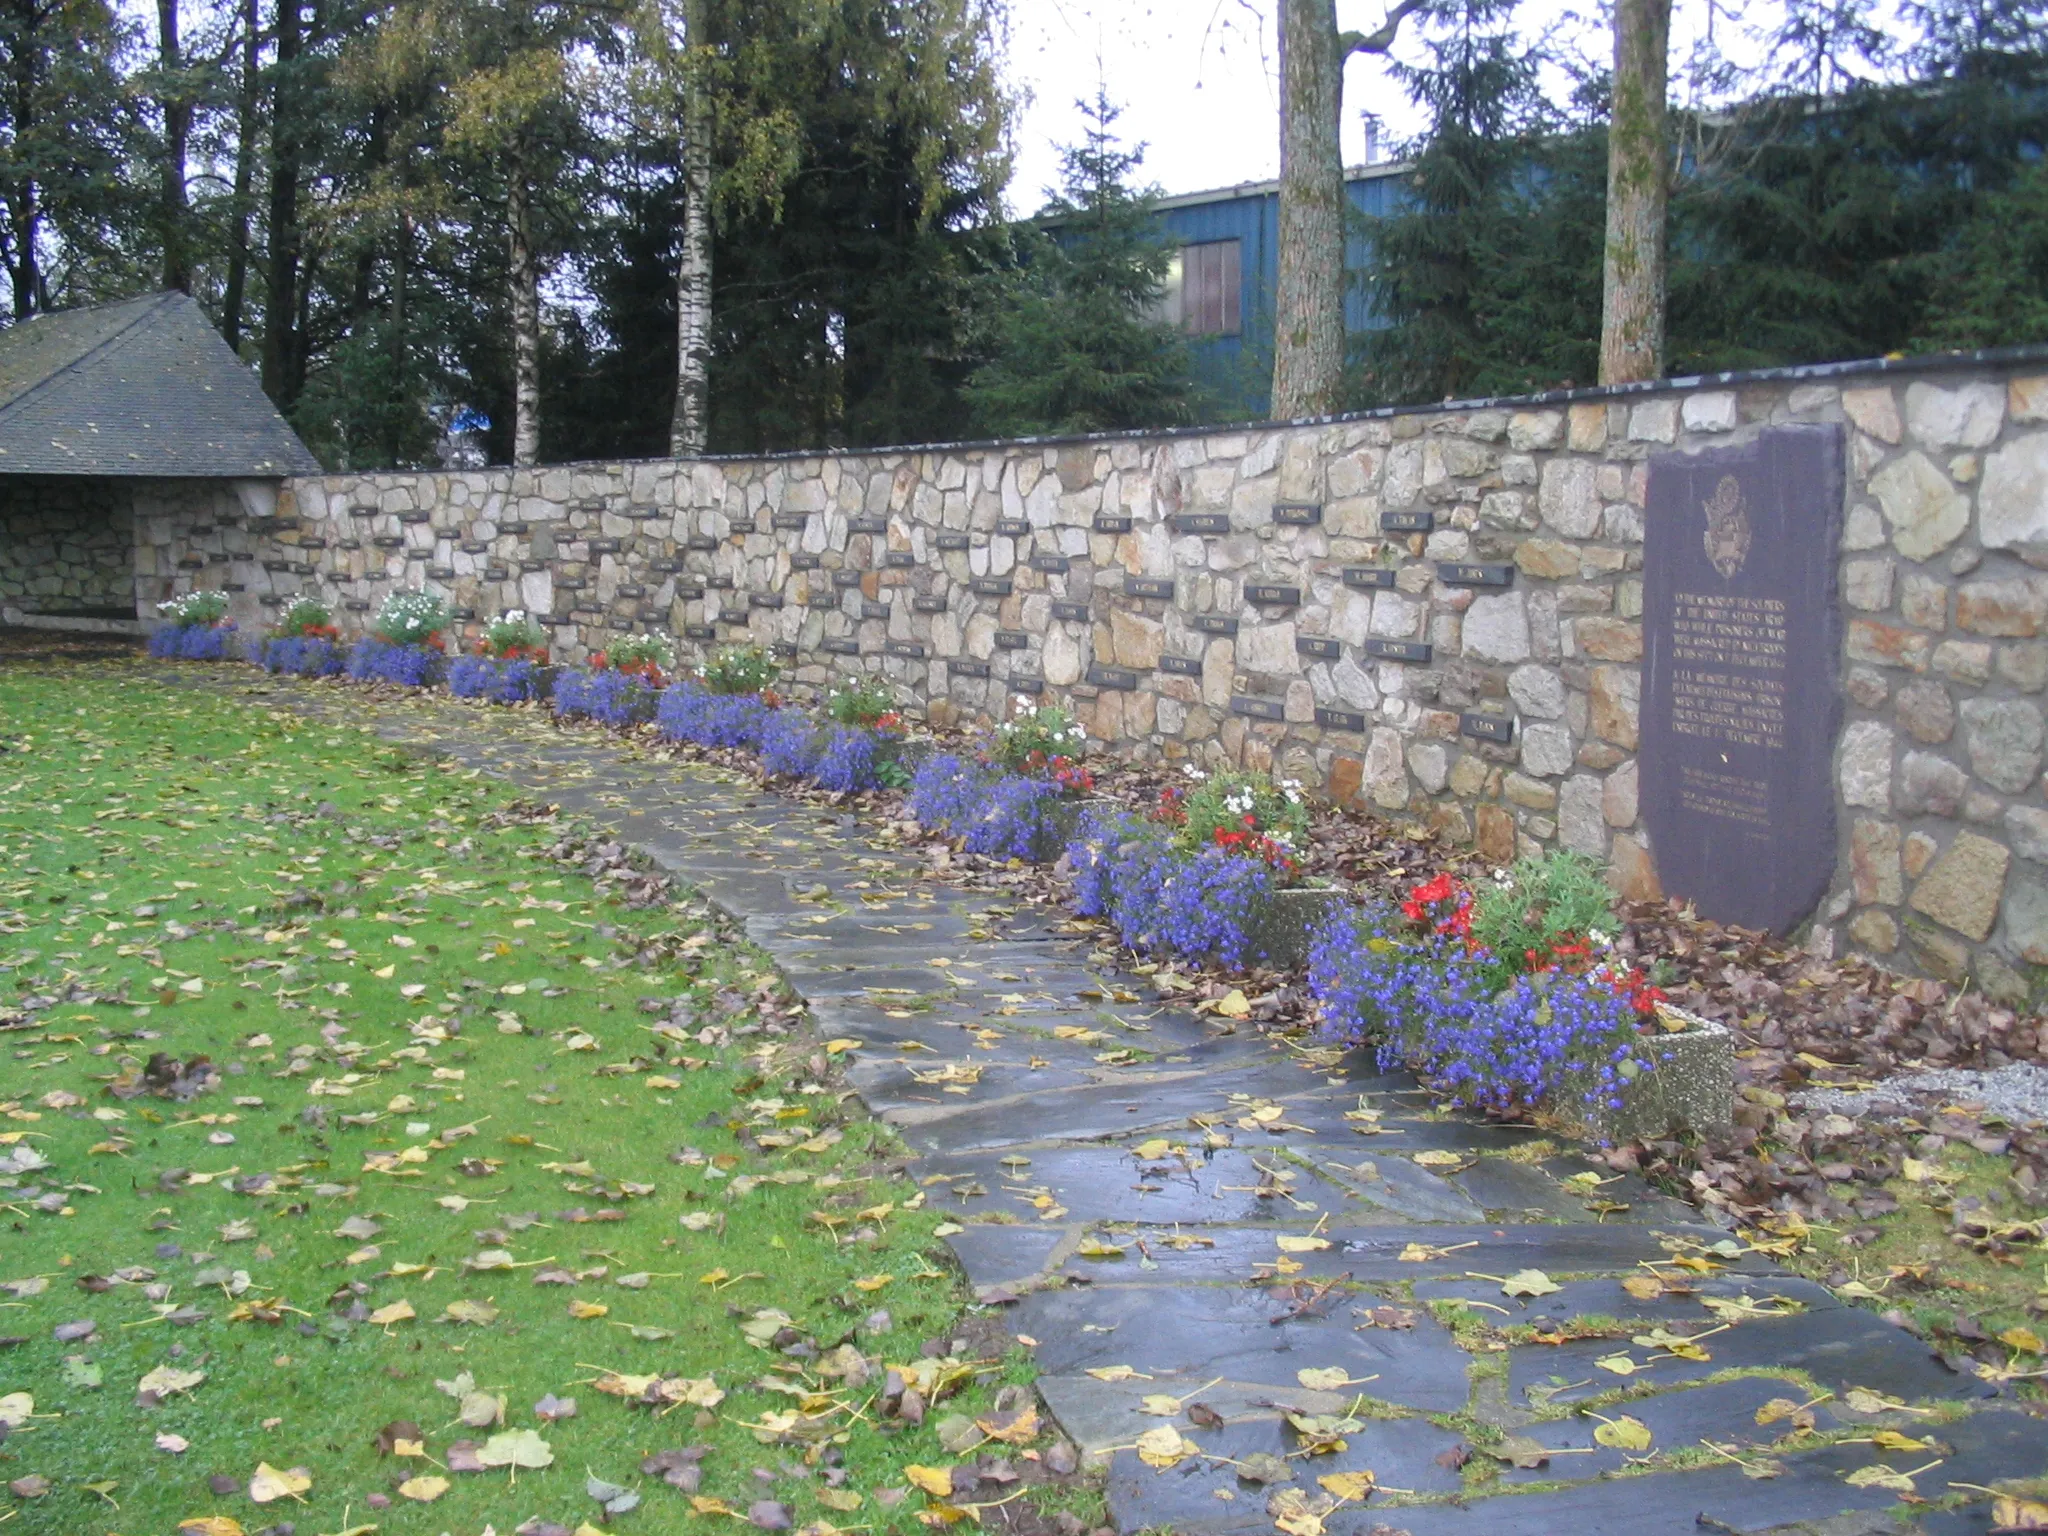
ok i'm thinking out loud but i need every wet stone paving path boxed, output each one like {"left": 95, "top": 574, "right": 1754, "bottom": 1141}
{"left": 216, "top": 676, "right": 2045, "bottom": 1536}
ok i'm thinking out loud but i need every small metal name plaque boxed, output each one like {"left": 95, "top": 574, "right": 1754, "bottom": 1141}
{"left": 1245, "top": 584, "right": 1301, "bottom": 607}
{"left": 1297, "top": 636, "right": 1342, "bottom": 660}
{"left": 1461, "top": 712, "right": 1516, "bottom": 743}
{"left": 684, "top": 624, "right": 715, "bottom": 640}
{"left": 846, "top": 516, "right": 887, "bottom": 534}
{"left": 771, "top": 513, "right": 809, "bottom": 530}
{"left": 1231, "top": 696, "right": 1286, "bottom": 721}
{"left": 886, "top": 640, "right": 927, "bottom": 659}
{"left": 1010, "top": 674, "right": 1046, "bottom": 693}
{"left": 588, "top": 538, "right": 622, "bottom": 553}
{"left": 751, "top": 593, "right": 783, "bottom": 609}
{"left": 1159, "top": 655, "right": 1203, "bottom": 677}
{"left": 995, "top": 519, "right": 1029, "bottom": 537}
{"left": 676, "top": 582, "right": 705, "bottom": 599}
{"left": 1030, "top": 553, "right": 1070, "bottom": 573}
{"left": 822, "top": 637, "right": 860, "bottom": 655}
{"left": 948, "top": 658, "right": 990, "bottom": 678}
{"left": 720, "top": 608, "right": 750, "bottom": 624}
{"left": 790, "top": 553, "right": 821, "bottom": 571}
{"left": 554, "top": 577, "right": 585, "bottom": 592}
{"left": 707, "top": 574, "right": 734, "bottom": 589}
{"left": 970, "top": 577, "right": 1012, "bottom": 596}
{"left": 686, "top": 533, "right": 719, "bottom": 550}
{"left": 860, "top": 600, "right": 890, "bottom": 620}
{"left": 372, "top": 534, "right": 404, "bottom": 548}
{"left": 832, "top": 570, "right": 864, "bottom": 588}
{"left": 936, "top": 533, "right": 970, "bottom": 551}
{"left": 1125, "top": 577, "right": 1174, "bottom": 599}
{"left": 912, "top": 595, "right": 948, "bottom": 614}
{"left": 651, "top": 558, "right": 682, "bottom": 573}
{"left": 1093, "top": 514, "right": 1133, "bottom": 533}
{"left": 994, "top": 631, "right": 1030, "bottom": 650}
{"left": 1342, "top": 566, "right": 1395, "bottom": 589}
{"left": 1366, "top": 638, "right": 1433, "bottom": 663}
{"left": 1192, "top": 614, "right": 1238, "bottom": 636}
{"left": 885, "top": 550, "right": 915, "bottom": 568}
{"left": 1381, "top": 510, "right": 1434, "bottom": 533}
{"left": 770, "top": 642, "right": 798, "bottom": 660}
{"left": 1051, "top": 601, "right": 1090, "bottom": 622}
{"left": 1171, "top": 512, "right": 1231, "bottom": 535}
{"left": 1438, "top": 561, "right": 1514, "bottom": 588}
{"left": 1274, "top": 502, "right": 1323, "bottom": 526}
{"left": 399, "top": 510, "right": 431, "bottom": 524}
{"left": 1316, "top": 707, "right": 1367, "bottom": 733}
{"left": 1087, "top": 665, "right": 1139, "bottom": 690}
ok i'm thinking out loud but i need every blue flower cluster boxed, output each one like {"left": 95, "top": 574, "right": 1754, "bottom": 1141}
{"left": 253, "top": 635, "right": 345, "bottom": 677}
{"left": 553, "top": 667, "right": 659, "bottom": 726}
{"left": 906, "top": 753, "right": 1061, "bottom": 859}
{"left": 812, "top": 727, "right": 882, "bottom": 794}
{"left": 758, "top": 708, "right": 825, "bottom": 779}
{"left": 1065, "top": 807, "right": 1271, "bottom": 967}
{"left": 1307, "top": 905, "right": 1656, "bottom": 1123}
{"left": 907, "top": 752, "right": 995, "bottom": 828}
{"left": 346, "top": 638, "right": 443, "bottom": 687}
{"left": 448, "top": 654, "right": 548, "bottom": 703}
{"left": 654, "top": 682, "right": 770, "bottom": 748}
{"left": 149, "top": 623, "right": 236, "bottom": 660}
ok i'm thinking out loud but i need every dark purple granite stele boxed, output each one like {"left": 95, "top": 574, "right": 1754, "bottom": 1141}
{"left": 1641, "top": 425, "right": 1844, "bottom": 935}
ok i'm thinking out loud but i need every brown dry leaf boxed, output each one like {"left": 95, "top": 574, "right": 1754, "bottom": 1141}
{"left": 1621, "top": 1275, "right": 1666, "bottom": 1301}
{"left": 1267, "top": 1486, "right": 1337, "bottom": 1536}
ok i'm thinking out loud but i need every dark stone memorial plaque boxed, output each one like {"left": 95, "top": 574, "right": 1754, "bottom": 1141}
{"left": 1125, "top": 577, "right": 1174, "bottom": 599}
{"left": 832, "top": 570, "right": 864, "bottom": 588}
{"left": 860, "top": 600, "right": 890, "bottom": 620}
{"left": 1366, "top": 638, "right": 1432, "bottom": 663}
{"left": 1094, "top": 514, "right": 1133, "bottom": 533}
{"left": 912, "top": 595, "right": 948, "bottom": 614}
{"left": 971, "top": 577, "right": 1013, "bottom": 597}
{"left": 936, "top": 533, "right": 971, "bottom": 551}
{"left": 1192, "top": 614, "right": 1238, "bottom": 636}
{"left": 886, "top": 640, "right": 927, "bottom": 659}
{"left": 989, "top": 518, "right": 1025, "bottom": 537}
{"left": 588, "top": 538, "right": 622, "bottom": 553}
{"left": 399, "top": 509, "right": 431, "bottom": 523}
{"left": 790, "top": 553, "right": 821, "bottom": 571}
{"left": 1232, "top": 695, "right": 1285, "bottom": 721}
{"left": 1010, "top": 673, "right": 1046, "bottom": 693}
{"left": 885, "top": 550, "right": 915, "bottom": 567}
{"left": 1274, "top": 501, "right": 1323, "bottom": 526}
{"left": 1316, "top": 707, "right": 1367, "bottom": 733}
{"left": 1461, "top": 712, "right": 1515, "bottom": 743}
{"left": 676, "top": 582, "right": 706, "bottom": 599}
{"left": 707, "top": 573, "right": 734, "bottom": 589}
{"left": 847, "top": 516, "right": 887, "bottom": 534}
{"left": 617, "top": 584, "right": 645, "bottom": 599}
{"left": 1051, "top": 601, "right": 1090, "bottom": 622}
{"left": 345, "top": 598, "right": 373, "bottom": 612}
{"left": 373, "top": 534, "right": 404, "bottom": 549}
{"left": 684, "top": 624, "right": 715, "bottom": 640}
{"left": 1171, "top": 512, "right": 1231, "bottom": 535}
{"left": 1159, "top": 655, "right": 1203, "bottom": 677}
{"left": 1438, "top": 561, "right": 1514, "bottom": 588}
{"left": 1297, "top": 636, "right": 1342, "bottom": 660}
{"left": 750, "top": 592, "right": 783, "bottom": 609}
{"left": 948, "top": 658, "right": 990, "bottom": 678}
{"left": 1030, "top": 553, "right": 1070, "bottom": 573}
{"left": 1245, "top": 583, "right": 1301, "bottom": 607}
{"left": 822, "top": 637, "right": 860, "bottom": 655}
{"left": 1087, "top": 665, "right": 1139, "bottom": 690}
{"left": 719, "top": 607, "right": 749, "bottom": 623}
{"left": 1642, "top": 425, "right": 1843, "bottom": 935}
{"left": 686, "top": 533, "right": 719, "bottom": 550}
{"left": 651, "top": 558, "right": 681, "bottom": 573}
{"left": 771, "top": 512, "right": 809, "bottom": 530}
{"left": 805, "top": 591, "right": 837, "bottom": 608}
{"left": 994, "top": 631, "right": 1030, "bottom": 650}
{"left": 1380, "top": 510, "right": 1434, "bottom": 533}
{"left": 770, "top": 642, "right": 797, "bottom": 659}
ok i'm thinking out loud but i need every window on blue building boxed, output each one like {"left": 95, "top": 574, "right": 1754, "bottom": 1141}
{"left": 1160, "top": 239, "right": 1241, "bottom": 338}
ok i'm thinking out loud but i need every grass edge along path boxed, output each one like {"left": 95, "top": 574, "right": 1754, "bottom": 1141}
{"left": 0, "top": 664, "right": 1076, "bottom": 1536}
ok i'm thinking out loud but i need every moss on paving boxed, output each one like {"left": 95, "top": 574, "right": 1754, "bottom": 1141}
{"left": 0, "top": 666, "right": 1052, "bottom": 1534}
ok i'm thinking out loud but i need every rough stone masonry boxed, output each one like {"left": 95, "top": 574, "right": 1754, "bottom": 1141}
{"left": 138, "top": 353, "right": 2048, "bottom": 1000}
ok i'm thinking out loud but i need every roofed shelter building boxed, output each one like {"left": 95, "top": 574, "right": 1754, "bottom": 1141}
{"left": 0, "top": 291, "right": 320, "bottom": 633}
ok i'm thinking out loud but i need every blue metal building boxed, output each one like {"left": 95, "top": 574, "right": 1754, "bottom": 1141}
{"left": 1148, "top": 161, "right": 1408, "bottom": 420}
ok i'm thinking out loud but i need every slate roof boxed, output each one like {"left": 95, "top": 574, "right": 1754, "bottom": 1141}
{"left": 0, "top": 291, "right": 320, "bottom": 477}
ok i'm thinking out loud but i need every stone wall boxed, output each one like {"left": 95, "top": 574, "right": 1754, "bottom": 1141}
{"left": 1, "top": 476, "right": 136, "bottom": 614}
{"left": 142, "top": 353, "right": 2048, "bottom": 999}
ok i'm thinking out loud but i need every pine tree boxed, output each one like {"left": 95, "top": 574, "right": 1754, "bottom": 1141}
{"left": 962, "top": 91, "right": 1198, "bottom": 438}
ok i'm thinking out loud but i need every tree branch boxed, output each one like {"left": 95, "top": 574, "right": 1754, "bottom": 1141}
{"left": 1339, "top": 0, "right": 1428, "bottom": 58}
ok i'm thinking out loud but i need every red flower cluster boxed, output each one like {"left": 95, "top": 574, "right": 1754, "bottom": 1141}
{"left": 280, "top": 621, "right": 340, "bottom": 641}
{"left": 1022, "top": 749, "right": 1093, "bottom": 793}
{"left": 479, "top": 639, "right": 549, "bottom": 663}
{"left": 592, "top": 652, "right": 666, "bottom": 687}
{"left": 1606, "top": 965, "right": 1668, "bottom": 1019}
{"left": 1153, "top": 784, "right": 1188, "bottom": 826}
{"left": 1401, "top": 873, "right": 1473, "bottom": 939}
{"left": 1212, "top": 814, "right": 1297, "bottom": 874}
{"left": 873, "top": 711, "right": 904, "bottom": 733}
{"left": 1523, "top": 936, "right": 1593, "bottom": 974}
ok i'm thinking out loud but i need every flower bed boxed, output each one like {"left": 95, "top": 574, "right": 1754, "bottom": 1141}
{"left": 554, "top": 666, "right": 661, "bottom": 726}
{"left": 347, "top": 636, "right": 444, "bottom": 687}
{"left": 150, "top": 591, "right": 235, "bottom": 658}
{"left": 448, "top": 654, "right": 549, "bottom": 703}
{"left": 253, "top": 634, "right": 346, "bottom": 677}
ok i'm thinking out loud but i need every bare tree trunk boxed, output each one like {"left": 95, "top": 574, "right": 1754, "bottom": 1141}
{"left": 157, "top": 0, "right": 192, "bottom": 291}
{"left": 508, "top": 166, "right": 541, "bottom": 468}
{"left": 669, "top": 0, "right": 711, "bottom": 458}
{"left": 1272, "top": 0, "right": 1424, "bottom": 420}
{"left": 5, "top": 0, "right": 43, "bottom": 317}
{"left": 262, "top": 0, "right": 303, "bottom": 406}
{"left": 1599, "top": 0, "right": 1672, "bottom": 384}
{"left": 220, "top": 0, "right": 259, "bottom": 349}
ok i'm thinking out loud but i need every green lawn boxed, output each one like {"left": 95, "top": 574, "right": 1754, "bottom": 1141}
{"left": 0, "top": 663, "right": 1031, "bottom": 1536}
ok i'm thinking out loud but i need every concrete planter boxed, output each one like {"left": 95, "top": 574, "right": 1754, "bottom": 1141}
{"left": 1583, "top": 1004, "right": 1735, "bottom": 1143}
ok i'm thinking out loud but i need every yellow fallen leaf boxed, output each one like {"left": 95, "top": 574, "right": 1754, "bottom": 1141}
{"left": 1213, "top": 989, "right": 1251, "bottom": 1019}
{"left": 1411, "top": 1149, "right": 1464, "bottom": 1167}
{"left": 1591, "top": 1414, "right": 1652, "bottom": 1451}
{"left": 1316, "top": 1470, "right": 1377, "bottom": 1501}
{"left": 1296, "top": 1367, "right": 1369, "bottom": 1391}
{"left": 905, "top": 1465, "right": 953, "bottom": 1498}
{"left": 2001, "top": 1326, "right": 2044, "bottom": 1355}
{"left": 1134, "top": 1425, "right": 1196, "bottom": 1467}
{"left": 568, "top": 1299, "right": 609, "bottom": 1319}
{"left": 1593, "top": 1353, "right": 1642, "bottom": 1376}
{"left": 1076, "top": 1239, "right": 1126, "bottom": 1259}
{"left": 398, "top": 1474, "right": 450, "bottom": 1502}
{"left": 1131, "top": 1139, "right": 1173, "bottom": 1160}
{"left": 177, "top": 1519, "right": 247, "bottom": 1536}
{"left": 852, "top": 1275, "right": 895, "bottom": 1292}
{"left": 368, "top": 1300, "right": 415, "bottom": 1327}
{"left": 1084, "top": 1365, "right": 1149, "bottom": 1382}
{"left": 1276, "top": 1234, "right": 1331, "bottom": 1253}
{"left": 372, "top": 964, "right": 395, "bottom": 979}
{"left": 818, "top": 1488, "right": 863, "bottom": 1511}
{"left": 1500, "top": 1269, "right": 1560, "bottom": 1297}
{"left": 248, "top": 1462, "right": 312, "bottom": 1504}
{"left": 0, "top": 1393, "right": 32, "bottom": 1428}
{"left": 1621, "top": 1275, "right": 1665, "bottom": 1300}
{"left": 1993, "top": 1495, "right": 2048, "bottom": 1530}
{"left": 1870, "top": 1430, "right": 1931, "bottom": 1453}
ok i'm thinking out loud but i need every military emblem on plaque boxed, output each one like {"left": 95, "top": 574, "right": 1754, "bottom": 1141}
{"left": 1702, "top": 474, "right": 1751, "bottom": 579}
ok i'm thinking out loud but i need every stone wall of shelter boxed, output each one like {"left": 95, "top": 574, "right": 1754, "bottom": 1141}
{"left": 141, "top": 354, "right": 2048, "bottom": 1000}
{"left": 0, "top": 476, "right": 137, "bottom": 614}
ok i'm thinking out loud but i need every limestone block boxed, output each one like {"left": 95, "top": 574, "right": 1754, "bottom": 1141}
{"left": 1905, "top": 381, "right": 2004, "bottom": 450}
{"left": 1838, "top": 720, "right": 1895, "bottom": 811}
{"left": 1364, "top": 728, "right": 1409, "bottom": 810}
{"left": 1589, "top": 665, "right": 1639, "bottom": 751}
{"left": 1538, "top": 458, "right": 1601, "bottom": 538}
{"left": 1558, "top": 773, "right": 1606, "bottom": 856}
{"left": 1680, "top": 392, "right": 1738, "bottom": 433}
{"left": 1959, "top": 696, "right": 2045, "bottom": 793}
{"left": 1574, "top": 617, "right": 1642, "bottom": 662}
{"left": 1897, "top": 750, "right": 1968, "bottom": 816}
{"left": 1892, "top": 678, "right": 1954, "bottom": 743}
{"left": 1850, "top": 818, "right": 1903, "bottom": 906}
{"left": 1236, "top": 621, "right": 1298, "bottom": 675}
{"left": 1408, "top": 742, "right": 1449, "bottom": 793}
{"left": 1603, "top": 759, "right": 1638, "bottom": 827}
{"left": 1519, "top": 722, "right": 1574, "bottom": 779}
{"left": 1908, "top": 830, "right": 2011, "bottom": 941}
{"left": 1842, "top": 387, "right": 1902, "bottom": 444}
{"left": 1842, "top": 557, "right": 1895, "bottom": 612}
{"left": 1870, "top": 452, "right": 1967, "bottom": 562}
{"left": 1932, "top": 639, "right": 1993, "bottom": 684}
{"left": 1979, "top": 434, "right": 2048, "bottom": 552}
{"left": 1957, "top": 575, "right": 2048, "bottom": 636}
{"left": 1514, "top": 538, "right": 1579, "bottom": 580}
{"left": 1628, "top": 399, "right": 1679, "bottom": 442}
{"left": 1462, "top": 590, "right": 1531, "bottom": 664}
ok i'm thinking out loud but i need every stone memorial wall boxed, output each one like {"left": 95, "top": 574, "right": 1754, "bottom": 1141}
{"left": 1, "top": 476, "right": 140, "bottom": 614}
{"left": 139, "top": 354, "right": 2048, "bottom": 998}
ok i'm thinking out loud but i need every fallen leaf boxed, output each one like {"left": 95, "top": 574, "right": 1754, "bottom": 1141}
{"left": 399, "top": 1475, "right": 450, "bottom": 1502}
{"left": 248, "top": 1462, "right": 312, "bottom": 1504}
{"left": 1591, "top": 1415, "right": 1652, "bottom": 1451}
{"left": 1295, "top": 1367, "right": 1362, "bottom": 1391}
{"left": 1084, "top": 1365, "right": 1148, "bottom": 1382}
{"left": 1316, "top": 1470, "right": 1376, "bottom": 1501}
{"left": 1275, "top": 1235, "right": 1331, "bottom": 1253}
{"left": 1134, "top": 1425, "right": 1196, "bottom": 1468}
{"left": 477, "top": 1428, "right": 554, "bottom": 1469}
{"left": 905, "top": 1465, "right": 953, "bottom": 1498}
{"left": 1993, "top": 1494, "right": 2048, "bottom": 1531}
{"left": 1501, "top": 1269, "right": 1561, "bottom": 1298}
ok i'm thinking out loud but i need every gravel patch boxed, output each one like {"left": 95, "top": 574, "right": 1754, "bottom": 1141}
{"left": 1792, "top": 1064, "right": 2048, "bottom": 1127}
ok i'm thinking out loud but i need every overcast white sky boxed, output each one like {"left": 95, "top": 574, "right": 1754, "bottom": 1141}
{"left": 998, "top": 0, "right": 1861, "bottom": 213}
